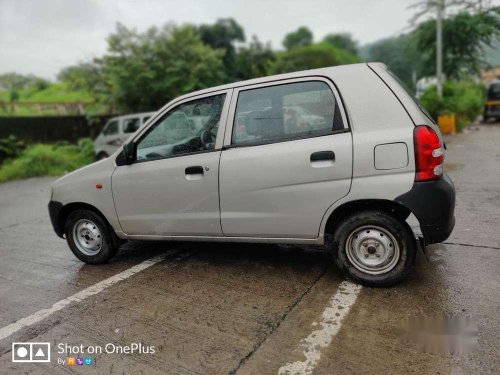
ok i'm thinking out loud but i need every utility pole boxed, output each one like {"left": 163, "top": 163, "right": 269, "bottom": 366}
{"left": 436, "top": 0, "right": 444, "bottom": 97}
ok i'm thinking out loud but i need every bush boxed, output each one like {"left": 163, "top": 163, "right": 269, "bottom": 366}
{"left": 0, "top": 135, "right": 26, "bottom": 164}
{"left": 419, "top": 80, "right": 485, "bottom": 131}
{"left": 0, "top": 138, "right": 94, "bottom": 183}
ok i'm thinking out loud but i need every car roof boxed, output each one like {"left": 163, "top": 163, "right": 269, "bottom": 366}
{"left": 171, "top": 63, "right": 378, "bottom": 103}
{"left": 109, "top": 112, "right": 156, "bottom": 121}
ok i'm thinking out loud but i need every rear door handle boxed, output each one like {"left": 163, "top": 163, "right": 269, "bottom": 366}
{"left": 310, "top": 151, "right": 335, "bottom": 162}
{"left": 185, "top": 166, "right": 204, "bottom": 175}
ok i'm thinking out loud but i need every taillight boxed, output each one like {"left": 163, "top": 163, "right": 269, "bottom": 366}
{"left": 413, "top": 125, "right": 444, "bottom": 181}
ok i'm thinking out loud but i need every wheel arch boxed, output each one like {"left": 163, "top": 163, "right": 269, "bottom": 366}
{"left": 322, "top": 199, "right": 415, "bottom": 241}
{"left": 57, "top": 202, "right": 117, "bottom": 241}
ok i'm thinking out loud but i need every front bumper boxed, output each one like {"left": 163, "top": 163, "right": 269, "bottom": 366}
{"left": 395, "top": 173, "right": 456, "bottom": 245}
{"left": 48, "top": 200, "right": 64, "bottom": 238}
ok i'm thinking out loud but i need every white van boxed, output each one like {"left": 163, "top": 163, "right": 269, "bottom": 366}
{"left": 94, "top": 112, "right": 155, "bottom": 159}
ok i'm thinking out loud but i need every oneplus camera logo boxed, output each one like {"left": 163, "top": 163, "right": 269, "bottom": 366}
{"left": 12, "top": 342, "right": 51, "bottom": 363}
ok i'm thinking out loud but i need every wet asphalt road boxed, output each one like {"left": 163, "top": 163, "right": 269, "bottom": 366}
{"left": 0, "top": 124, "right": 499, "bottom": 374}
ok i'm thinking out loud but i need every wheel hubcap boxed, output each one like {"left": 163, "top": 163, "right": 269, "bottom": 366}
{"left": 73, "top": 219, "right": 102, "bottom": 256}
{"left": 346, "top": 225, "right": 400, "bottom": 275}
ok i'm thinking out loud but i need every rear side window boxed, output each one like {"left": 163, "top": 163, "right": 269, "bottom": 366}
{"left": 232, "top": 81, "right": 343, "bottom": 146}
{"left": 123, "top": 118, "right": 140, "bottom": 133}
{"left": 103, "top": 120, "right": 119, "bottom": 136}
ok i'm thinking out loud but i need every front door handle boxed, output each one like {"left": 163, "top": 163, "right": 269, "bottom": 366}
{"left": 185, "top": 166, "right": 204, "bottom": 175}
{"left": 310, "top": 151, "right": 335, "bottom": 162}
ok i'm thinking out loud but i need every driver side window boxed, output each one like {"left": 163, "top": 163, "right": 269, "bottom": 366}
{"left": 136, "top": 94, "right": 226, "bottom": 161}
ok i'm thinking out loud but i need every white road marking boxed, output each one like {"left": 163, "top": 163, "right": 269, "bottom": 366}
{"left": 0, "top": 253, "right": 171, "bottom": 341}
{"left": 278, "top": 280, "right": 362, "bottom": 375}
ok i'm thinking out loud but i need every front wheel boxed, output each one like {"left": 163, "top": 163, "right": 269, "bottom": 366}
{"left": 65, "top": 209, "right": 119, "bottom": 264}
{"left": 332, "top": 211, "right": 416, "bottom": 287}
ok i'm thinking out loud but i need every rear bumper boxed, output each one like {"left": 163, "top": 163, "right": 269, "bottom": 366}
{"left": 48, "top": 200, "right": 64, "bottom": 238}
{"left": 395, "top": 173, "right": 456, "bottom": 245}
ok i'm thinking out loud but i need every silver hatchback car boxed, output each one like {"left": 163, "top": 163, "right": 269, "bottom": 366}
{"left": 49, "top": 63, "right": 455, "bottom": 286}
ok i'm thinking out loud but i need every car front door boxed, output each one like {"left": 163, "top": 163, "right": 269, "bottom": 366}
{"left": 112, "top": 90, "right": 231, "bottom": 237}
{"left": 219, "top": 78, "right": 353, "bottom": 238}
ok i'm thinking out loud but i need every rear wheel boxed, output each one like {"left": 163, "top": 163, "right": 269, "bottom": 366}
{"left": 332, "top": 211, "right": 416, "bottom": 287}
{"left": 65, "top": 209, "right": 119, "bottom": 264}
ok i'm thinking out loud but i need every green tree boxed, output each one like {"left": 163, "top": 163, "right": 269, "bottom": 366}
{"left": 100, "top": 23, "right": 227, "bottom": 112}
{"left": 57, "top": 62, "right": 109, "bottom": 111}
{"left": 322, "top": 33, "right": 358, "bottom": 55}
{"left": 197, "top": 18, "right": 245, "bottom": 49}
{"left": 283, "top": 26, "right": 313, "bottom": 50}
{"left": 234, "top": 36, "right": 276, "bottom": 80}
{"left": 273, "top": 43, "right": 358, "bottom": 74}
{"left": 58, "top": 63, "right": 103, "bottom": 93}
{"left": 414, "top": 8, "right": 500, "bottom": 78}
{"left": 197, "top": 18, "right": 245, "bottom": 80}
{"left": 367, "top": 34, "right": 421, "bottom": 90}
{"left": 0, "top": 73, "right": 50, "bottom": 93}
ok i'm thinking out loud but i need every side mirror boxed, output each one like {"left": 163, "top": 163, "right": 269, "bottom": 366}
{"left": 123, "top": 142, "right": 136, "bottom": 165}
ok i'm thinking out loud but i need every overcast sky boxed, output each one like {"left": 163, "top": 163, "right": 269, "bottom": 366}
{"left": 0, "top": 0, "right": 457, "bottom": 79}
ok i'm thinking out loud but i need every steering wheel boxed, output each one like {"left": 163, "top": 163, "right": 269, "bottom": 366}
{"left": 200, "top": 129, "right": 215, "bottom": 149}
{"left": 145, "top": 152, "right": 163, "bottom": 159}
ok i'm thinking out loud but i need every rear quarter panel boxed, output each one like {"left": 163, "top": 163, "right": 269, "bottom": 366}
{"left": 318, "top": 64, "right": 416, "bottom": 237}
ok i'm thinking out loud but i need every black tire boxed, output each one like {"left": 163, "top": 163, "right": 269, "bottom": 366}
{"left": 65, "top": 209, "right": 119, "bottom": 264}
{"left": 332, "top": 210, "right": 416, "bottom": 287}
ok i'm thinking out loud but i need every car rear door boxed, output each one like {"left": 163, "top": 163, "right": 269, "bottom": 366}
{"left": 219, "top": 77, "right": 353, "bottom": 238}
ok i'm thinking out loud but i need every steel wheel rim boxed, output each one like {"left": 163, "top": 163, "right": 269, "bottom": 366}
{"left": 73, "top": 219, "right": 102, "bottom": 256}
{"left": 346, "top": 225, "right": 400, "bottom": 275}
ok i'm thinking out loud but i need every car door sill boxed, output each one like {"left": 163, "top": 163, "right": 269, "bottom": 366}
{"left": 125, "top": 234, "right": 323, "bottom": 245}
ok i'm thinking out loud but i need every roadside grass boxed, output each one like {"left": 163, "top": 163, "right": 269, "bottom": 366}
{"left": 0, "top": 83, "right": 100, "bottom": 116}
{"left": 0, "top": 138, "right": 94, "bottom": 183}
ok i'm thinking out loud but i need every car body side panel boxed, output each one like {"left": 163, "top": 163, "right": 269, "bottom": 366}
{"left": 51, "top": 63, "right": 423, "bottom": 245}
{"left": 367, "top": 62, "right": 443, "bottom": 142}
{"left": 50, "top": 157, "right": 121, "bottom": 234}
{"left": 219, "top": 132, "right": 353, "bottom": 238}
{"left": 318, "top": 64, "right": 416, "bottom": 238}
{"left": 218, "top": 76, "right": 353, "bottom": 238}
{"left": 111, "top": 151, "right": 223, "bottom": 236}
